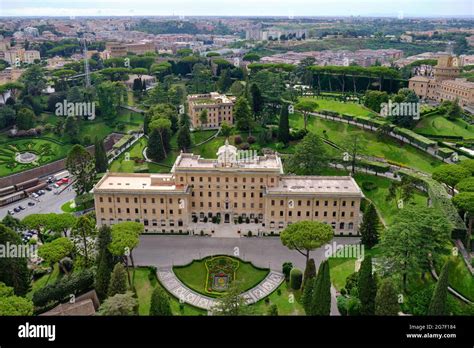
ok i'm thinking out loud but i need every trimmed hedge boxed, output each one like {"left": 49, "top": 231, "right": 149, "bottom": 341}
{"left": 392, "top": 127, "right": 437, "bottom": 149}
{"left": 32, "top": 269, "right": 94, "bottom": 308}
{"left": 289, "top": 268, "right": 303, "bottom": 290}
{"left": 437, "top": 147, "right": 455, "bottom": 159}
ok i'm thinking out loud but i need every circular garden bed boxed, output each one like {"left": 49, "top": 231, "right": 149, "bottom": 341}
{"left": 173, "top": 255, "right": 269, "bottom": 298}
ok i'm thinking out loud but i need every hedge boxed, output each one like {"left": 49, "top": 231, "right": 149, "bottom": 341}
{"left": 437, "top": 147, "right": 455, "bottom": 159}
{"left": 360, "top": 160, "right": 390, "bottom": 173}
{"left": 392, "top": 127, "right": 437, "bottom": 149}
{"left": 32, "top": 269, "right": 94, "bottom": 308}
{"left": 289, "top": 268, "right": 303, "bottom": 290}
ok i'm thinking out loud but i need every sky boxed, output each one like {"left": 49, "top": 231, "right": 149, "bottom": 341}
{"left": 0, "top": 0, "right": 473, "bottom": 18}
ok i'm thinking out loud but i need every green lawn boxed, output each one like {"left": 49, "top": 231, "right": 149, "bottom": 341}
{"left": 436, "top": 254, "right": 474, "bottom": 302}
{"left": 299, "top": 96, "right": 376, "bottom": 118}
{"left": 133, "top": 268, "right": 205, "bottom": 316}
{"left": 27, "top": 264, "right": 61, "bottom": 300}
{"left": 353, "top": 173, "right": 428, "bottom": 226}
{"left": 250, "top": 281, "right": 305, "bottom": 315}
{"left": 328, "top": 258, "right": 357, "bottom": 291}
{"left": 289, "top": 113, "right": 442, "bottom": 173}
{"left": 173, "top": 256, "right": 269, "bottom": 298}
{"left": 415, "top": 113, "right": 474, "bottom": 140}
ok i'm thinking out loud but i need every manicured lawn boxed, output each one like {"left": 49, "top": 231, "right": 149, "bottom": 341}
{"left": 109, "top": 137, "right": 147, "bottom": 173}
{"left": 436, "top": 254, "right": 474, "bottom": 302}
{"left": 353, "top": 172, "right": 428, "bottom": 226}
{"left": 289, "top": 113, "right": 442, "bottom": 173}
{"left": 328, "top": 258, "right": 357, "bottom": 291}
{"left": 250, "top": 281, "right": 305, "bottom": 315}
{"left": 134, "top": 268, "right": 205, "bottom": 316}
{"left": 173, "top": 256, "right": 269, "bottom": 298}
{"left": 299, "top": 96, "right": 376, "bottom": 118}
{"left": 415, "top": 113, "right": 474, "bottom": 140}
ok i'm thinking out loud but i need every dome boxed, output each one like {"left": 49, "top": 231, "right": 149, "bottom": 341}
{"left": 217, "top": 139, "right": 237, "bottom": 166}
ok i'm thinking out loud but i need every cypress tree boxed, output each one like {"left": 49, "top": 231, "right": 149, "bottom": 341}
{"left": 267, "top": 304, "right": 279, "bottom": 316}
{"left": 149, "top": 286, "right": 172, "bottom": 316}
{"left": 360, "top": 203, "right": 380, "bottom": 249}
{"left": 375, "top": 278, "right": 399, "bottom": 315}
{"left": 278, "top": 102, "right": 290, "bottom": 145}
{"left": 95, "top": 226, "right": 115, "bottom": 301}
{"left": 147, "top": 128, "right": 165, "bottom": 162}
{"left": 177, "top": 125, "right": 192, "bottom": 151}
{"left": 311, "top": 260, "right": 331, "bottom": 315}
{"left": 302, "top": 276, "right": 315, "bottom": 314}
{"left": 250, "top": 83, "right": 263, "bottom": 119}
{"left": 428, "top": 260, "right": 451, "bottom": 315}
{"left": 108, "top": 263, "right": 128, "bottom": 298}
{"left": 303, "top": 258, "right": 316, "bottom": 288}
{"left": 94, "top": 137, "right": 108, "bottom": 173}
{"left": 358, "top": 256, "right": 376, "bottom": 315}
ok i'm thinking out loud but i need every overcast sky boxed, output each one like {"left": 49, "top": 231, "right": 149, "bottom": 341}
{"left": 0, "top": 0, "right": 473, "bottom": 17}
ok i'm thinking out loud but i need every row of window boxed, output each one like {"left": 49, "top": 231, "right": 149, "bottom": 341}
{"left": 191, "top": 201, "right": 263, "bottom": 209}
{"left": 192, "top": 191, "right": 262, "bottom": 198}
{"left": 99, "top": 196, "right": 177, "bottom": 204}
{"left": 271, "top": 199, "right": 356, "bottom": 207}
{"left": 185, "top": 176, "right": 271, "bottom": 184}
{"left": 270, "top": 210, "right": 355, "bottom": 218}
{"left": 269, "top": 221, "right": 354, "bottom": 230}
{"left": 100, "top": 207, "right": 182, "bottom": 215}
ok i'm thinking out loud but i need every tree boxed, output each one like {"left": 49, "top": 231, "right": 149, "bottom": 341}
{"left": 358, "top": 256, "right": 376, "bottom": 315}
{"left": 310, "top": 260, "right": 331, "bottom": 315}
{"left": 455, "top": 177, "right": 474, "bottom": 193}
{"left": 375, "top": 278, "right": 399, "bottom": 315}
{"left": 295, "top": 99, "right": 318, "bottom": 131}
{"left": 64, "top": 116, "right": 79, "bottom": 142}
{"left": 1, "top": 215, "right": 22, "bottom": 231}
{"left": 303, "top": 258, "right": 316, "bottom": 287}
{"left": 280, "top": 221, "right": 333, "bottom": 264}
{"left": 149, "top": 286, "right": 172, "bottom": 316}
{"left": 199, "top": 109, "right": 208, "bottom": 130}
{"left": 302, "top": 275, "right": 315, "bottom": 314}
{"left": 445, "top": 99, "right": 462, "bottom": 120}
{"left": 287, "top": 133, "right": 328, "bottom": 175}
{"left": 176, "top": 124, "right": 192, "bottom": 151}
{"left": 148, "top": 117, "right": 172, "bottom": 159}
{"left": 66, "top": 145, "right": 96, "bottom": 195}
{"left": 249, "top": 83, "right": 264, "bottom": 119}
{"left": 233, "top": 96, "right": 253, "bottom": 133}
{"left": 16, "top": 107, "right": 35, "bottom": 130}
{"left": 387, "top": 176, "right": 416, "bottom": 207}
{"left": 0, "top": 106, "right": 16, "bottom": 129}
{"left": 0, "top": 224, "right": 30, "bottom": 295}
{"left": 108, "top": 222, "right": 143, "bottom": 286}
{"left": 0, "top": 283, "right": 33, "bottom": 315}
{"left": 428, "top": 260, "right": 451, "bottom": 315}
{"left": 343, "top": 134, "right": 363, "bottom": 174}
{"left": 278, "top": 102, "right": 290, "bottom": 145}
{"left": 70, "top": 215, "right": 96, "bottom": 267}
{"left": 380, "top": 206, "right": 451, "bottom": 291}
{"left": 97, "top": 81, "right": 125, "bottom": 122}
{"left": 459, "top": 159, "right": 474, "bottom": 175}
{"left": 452, "top": 192, "right": 474, "bottom": 248}
{"left": 359, "top": 203, "right": 380, "bottom": 249}
{"left": 19, "top": 64, "right": 46, "bottom": 96}
{"left": 108, "top": 263, "right": 128, "bottom": 297}
{"left": 38, "top": 237, "right": 74, "bottom": 275}
{"left": 217, "top": 68, "right": 232, "bottom": 93}
{"left": 95, "top": 226, "right": 116, "bottom": 301}
{"left": 98, "top": 292, "right": 138, "bottom": 316}
{"left": 211, "top": 283, "right": 253, "bottom": 316}
{"left": 267, "top": 304, "right": 279, "bottom": 316}
{"left": 147, "top": 128, "right": 165, "bottom": 162}
{"left": 94, "top": 137, "right": 108, "bottom": 173}
{"left": 432, "top": 164, "right": 470, "bottom": 195}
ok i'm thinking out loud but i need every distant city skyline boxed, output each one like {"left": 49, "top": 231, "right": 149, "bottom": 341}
{"left": 0, "top": 0, "right": 473, "bottom": 18}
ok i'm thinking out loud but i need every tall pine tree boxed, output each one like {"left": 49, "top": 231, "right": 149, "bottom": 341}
{"left": 177, "top": 125, "right": 192, "bottom": 151}
{"left": 360, "top": 203, "right": 380, "bottom": 249}
{"left": 250, "top": 83, "right": 264, "bottom": 120}
{"left": 95, "top": 226, "right": 116, "bottom": 300}
{"left": 428, "top": 260, "right": 450, "bottom": 315}
{"left": 358, "top": 256, "right": 377, "bottom": 315}
{"left": 278, "top": 102, "right": 290, "bottom": 145}
{"left": 147, "top": 128, "right": 165, "bottom": 161}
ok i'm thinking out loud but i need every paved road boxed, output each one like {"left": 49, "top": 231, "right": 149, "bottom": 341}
{"left": 0, "top": 187, "right": 76, "bottom": 220}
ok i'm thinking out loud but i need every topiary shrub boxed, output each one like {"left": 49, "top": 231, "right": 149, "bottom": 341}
{"left": 234, "top": 135, "right": 242, "bottom": 145}
{"left": 247, "top": 135, "right": 256, "bottom": 144}
{"left": 282, "top": 262, "right": 293, "bottom": 281}
{"left": 289, "top": 268, "right": 303, "bottom": 290}
{"left": 247, "top": 231, "right": 252, "bottom": 237}
{"left": 239, "top": 142, "right": 250, "bottom": 150}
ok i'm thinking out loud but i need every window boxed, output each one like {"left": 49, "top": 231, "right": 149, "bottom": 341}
{"left": 339, "top": 222, "right": 345, "bottom": 229}
{"left": 99, "top": 197, "right": 103, "bottom": 203}
{"left": 333, "top": 201, "right": 337, "bottom": 206}
{"left": 117, "top": 197, "right": 120, "bottom": 203}
{"left": 324, "top": 201, "right": 328, "bottom": 206}
{"left": 351, "top": 201, "right": 355, "bottom": 207}
{"left": 108, "top": 197, "right": 112, "bottom": 203}
{"left": 348, "top": 222, "right": 354, "bottom": 230}
{"left": 342, "top": 200, "right": 346, "bottom": 207}
{"left": 143, "top": 198, "right": 147, "bottom": 204}
{"left": 134, "top": 197, "right": 138, "bottom": 204}
{"left": 135, "top": 208, "right": 139, "bottom": 214}
{"left": 324, "top": 211, "right": 327, "bottom": 217}
{"left": 332, "top": 212, "right": 336, "bottom": 217}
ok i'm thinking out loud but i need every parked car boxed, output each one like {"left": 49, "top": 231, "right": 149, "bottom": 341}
{"left": 38, "top": 190, "right": 45, "bottom": 195}
{"left": 7, "top": 210, "right": 14, "bottom": 215}
{"left": 18, "top": 205, "right": 25, "bottom": 210}
{"left": 47, "top": 176, "right": 54, "bottom": 183}
{"left": 36, "top": 191, "right": 44, "bottom": 196}
{"left": 28, "top": 202, "right": 35, "bottom": 206}
{"left": 53, "top": 183, "right": 60, "bottom": 189}
{"left": 45, "top": 186, "right": 52, "bottom": 191}
{"left": 13, "top": 207, "right": 21, "bottom": 213}
{"left": 31, "top": 193, "right": 39, "bottom": 198}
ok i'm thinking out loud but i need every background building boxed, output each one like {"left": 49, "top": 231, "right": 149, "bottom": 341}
{"left": 187, "top": 92, "right": 236, "bottom": 129}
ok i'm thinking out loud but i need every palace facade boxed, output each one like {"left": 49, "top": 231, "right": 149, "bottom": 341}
{"left": 93, "top": 142, "right": 364, "bottom": 236}
{"left": 187, "top": 92, "right": 235, "bottom": 129}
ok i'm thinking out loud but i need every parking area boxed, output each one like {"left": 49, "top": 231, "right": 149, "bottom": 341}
{"left": 0, "top": 185, "right": 76, "bottom": 220}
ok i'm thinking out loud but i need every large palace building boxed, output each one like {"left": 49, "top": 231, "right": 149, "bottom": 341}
{"left": 93, "top": 142, "right": 364, "bottom": 236}
{"left": 409, "top": 55, "right": 474, "bottom": 109}
{"left": 187, "top": 92, "right": 235, "bottom": 129}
